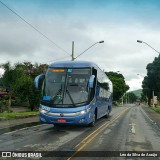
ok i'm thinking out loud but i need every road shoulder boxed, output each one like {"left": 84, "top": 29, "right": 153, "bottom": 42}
{"left": 141, "top": 105, "right": 160, "bottom": 129}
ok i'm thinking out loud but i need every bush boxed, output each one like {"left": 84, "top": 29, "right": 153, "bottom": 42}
{"left": 150, "top": 106, "right": 160, "bottom": 113}
{"left": 0, "top": 100, "right": 8, "bottom": 112}
{"left": 11, "top": 98, "right": 29, "bottom": 106}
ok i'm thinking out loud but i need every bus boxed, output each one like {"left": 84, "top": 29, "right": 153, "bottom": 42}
{"left": 34, "top": 61, "right": 113, "bottom": 127}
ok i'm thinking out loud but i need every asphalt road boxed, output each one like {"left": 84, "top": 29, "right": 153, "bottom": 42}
{"left": 0, "top": 105, "right": 160, "bottom": 160}
{"left": 69, "top": 105, "right": 160, "bottom": 160}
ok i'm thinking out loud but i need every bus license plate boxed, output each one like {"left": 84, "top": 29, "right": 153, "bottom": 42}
{"left": 57, "top": 119, "right": 66, "bottom": 123}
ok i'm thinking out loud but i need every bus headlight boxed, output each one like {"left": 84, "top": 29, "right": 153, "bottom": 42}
{"left": 80, "top": 110, "right": 86, "bottom": 114}
{"left": 39, "top": 108, "right": 49, "bottom": 114}
{"left": 76, "top": 107, "right": 91, "bottom": 115}
{"left": 39, "top": 105, "right": 50, "bottom": 114}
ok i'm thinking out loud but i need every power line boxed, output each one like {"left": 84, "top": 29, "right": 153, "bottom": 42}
{"left": 0, "top": 0, "right": 71, "bottom": 56}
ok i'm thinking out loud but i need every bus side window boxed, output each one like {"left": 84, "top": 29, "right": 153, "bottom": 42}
{"left": 92, "top": 68, "right": 97, "bottom": 79}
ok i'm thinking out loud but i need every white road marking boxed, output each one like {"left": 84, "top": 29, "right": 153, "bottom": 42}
{"left": 131, "top": 125, "right": 135, "bottom": 134}
{"left": 129, "top": 123, "right": 136, "bottom": 134}
{"left": 140, "top": 106, "right": 154, "bottom": 123}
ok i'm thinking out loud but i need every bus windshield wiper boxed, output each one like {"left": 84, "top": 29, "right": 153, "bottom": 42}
{"left": 66, "top": 89, "right": 76, "bottom": 107}
{"left": 51, "top": 86, "right": 63, "bottom": 104}
{"left": 52, "top": 88, "right": 62, "bottom": 100}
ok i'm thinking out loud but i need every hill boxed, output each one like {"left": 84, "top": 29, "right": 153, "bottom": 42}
{"left": 130, "top": 89, "right": 142, "bottom": 98}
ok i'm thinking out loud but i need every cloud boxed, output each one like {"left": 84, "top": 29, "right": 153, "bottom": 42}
{"left": 0, "top": 0, "right": 160, "bottom": 91}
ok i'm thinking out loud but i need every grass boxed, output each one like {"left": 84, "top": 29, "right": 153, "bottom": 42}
{"left": 0, "top": 111, "right": 39, "bottom": 120}
{"left": 150, "top": 106, "right": 160, "bottom": 113}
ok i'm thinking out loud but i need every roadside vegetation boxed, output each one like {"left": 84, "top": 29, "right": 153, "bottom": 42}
{"left": 150, "top": 106, "right": 160, "bottom": 113}
{"left": 0, "top": 62, "right": 48, "bottom": 111}
{"left": 0, "top": 111, "right": 39, "bottom": 120}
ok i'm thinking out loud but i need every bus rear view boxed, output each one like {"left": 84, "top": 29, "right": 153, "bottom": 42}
{"left": 34, "top": 61, "right": 113, "bottom": 127}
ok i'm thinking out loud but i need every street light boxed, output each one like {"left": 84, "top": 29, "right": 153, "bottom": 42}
{"left": 137, "top": 74, "right": 145, "bottom": 78}
{"left": 137, "top": 40, "right": 160, "bottom": 54}
{"left": 137, "top": 40, "right": 159, "bottom": 107}
{"left": 73, "top": 40, "right": 104, "bottom": 60}
{"left": 137, "top": 73, "right": 144, "bottom": 85}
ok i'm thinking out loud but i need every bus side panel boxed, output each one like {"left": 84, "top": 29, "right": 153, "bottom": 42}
{"left": 95, "top": 86, "right": 109, "bottom": 119}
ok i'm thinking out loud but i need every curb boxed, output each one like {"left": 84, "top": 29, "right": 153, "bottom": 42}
{"left": 0, "top": 114, "right": 38, "bottom": 121}
{"left": 0, "top": 121, "right": 40, "bottom": 135}
{"left": 141, "top": 105, "right": 160, "bottom": 130}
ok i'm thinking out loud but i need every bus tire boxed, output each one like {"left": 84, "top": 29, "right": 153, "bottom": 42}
{"left": 104, "top": 110, "right": 110, "bottom": 118}
{"left": 53, "top": 124, "right": 61, "bottom": 127}
{"left": 88, "top": 113, "right": 96, "bottom": 127}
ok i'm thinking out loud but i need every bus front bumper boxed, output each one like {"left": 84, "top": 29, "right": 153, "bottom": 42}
{"left": 39, "top": 112, "right": 92, "bottom": 125}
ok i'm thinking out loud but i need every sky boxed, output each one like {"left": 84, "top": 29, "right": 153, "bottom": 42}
{"left": 0, "top": 0, "right": 160, "bottom": 91}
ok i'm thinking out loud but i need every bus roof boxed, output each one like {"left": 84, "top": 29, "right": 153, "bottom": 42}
{"left": 49, "top": 61, "right": 98, "bottom": 68}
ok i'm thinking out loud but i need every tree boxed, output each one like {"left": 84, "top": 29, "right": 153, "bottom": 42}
{"left": 0, "top": 62, "right": 48, "bottom": 111}
{"left": 125, "top": 92, "right": 137, "bottom": 103}
{"left": 105, "top": 72, "right": 129, "bottom": 101}
{"left": 0, "top": 62, "right": 14, "bottom": 111}
{"left": 142, "top": 76, "right": 151, "bottom": 104}
{"left": 142, "top": 54, "right": 160, "bottom": 105}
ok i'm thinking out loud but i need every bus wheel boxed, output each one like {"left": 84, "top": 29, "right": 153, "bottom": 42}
{"left": 53, "top": 124, "right": 61, "bottom": 127}
{"left": 88, "top": 113, "right": 96, "bottom": 127}
{"left": 104, "top": 110, "right": 109, "bottom": 118}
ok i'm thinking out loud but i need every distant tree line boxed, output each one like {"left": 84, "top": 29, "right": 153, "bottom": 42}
{"left": 123, "top": 92, "right": 137, "bottom": 104}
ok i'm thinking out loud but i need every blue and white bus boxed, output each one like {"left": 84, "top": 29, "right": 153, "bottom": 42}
{"left": 34, "top": 61, "right": 113, "bottom": 126}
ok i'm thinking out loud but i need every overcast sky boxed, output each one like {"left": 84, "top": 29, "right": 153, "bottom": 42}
{"left": 0, "top": 0, "right": 160, "bottom": 91}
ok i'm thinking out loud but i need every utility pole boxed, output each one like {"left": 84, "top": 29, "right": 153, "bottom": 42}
{"left": 72, "top": 41, "right": 74, "bottom": 61}
{"left": 126, "top": 93, "right": 127, "bottom": 104}
{"left": 153, "top": 90, "right": 155, "bottom": 107}
{"left": 122, "top": 93, "right": 125, "bottom": 105}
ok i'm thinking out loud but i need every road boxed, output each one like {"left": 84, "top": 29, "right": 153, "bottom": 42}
{"left": 0, "top": 105, "right": 160, "bottom": 160}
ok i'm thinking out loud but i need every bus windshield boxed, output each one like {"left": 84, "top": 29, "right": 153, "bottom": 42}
{"left": 42, "top": 68, "right": 91, "bottom": 107}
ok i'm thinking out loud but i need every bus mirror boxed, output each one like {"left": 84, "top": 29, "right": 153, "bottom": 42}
{"left": 34, "top": 73, "right": 45, "bottom": 89}
{"left": 89, "top": 75, "right": 95, "bottom": 88}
